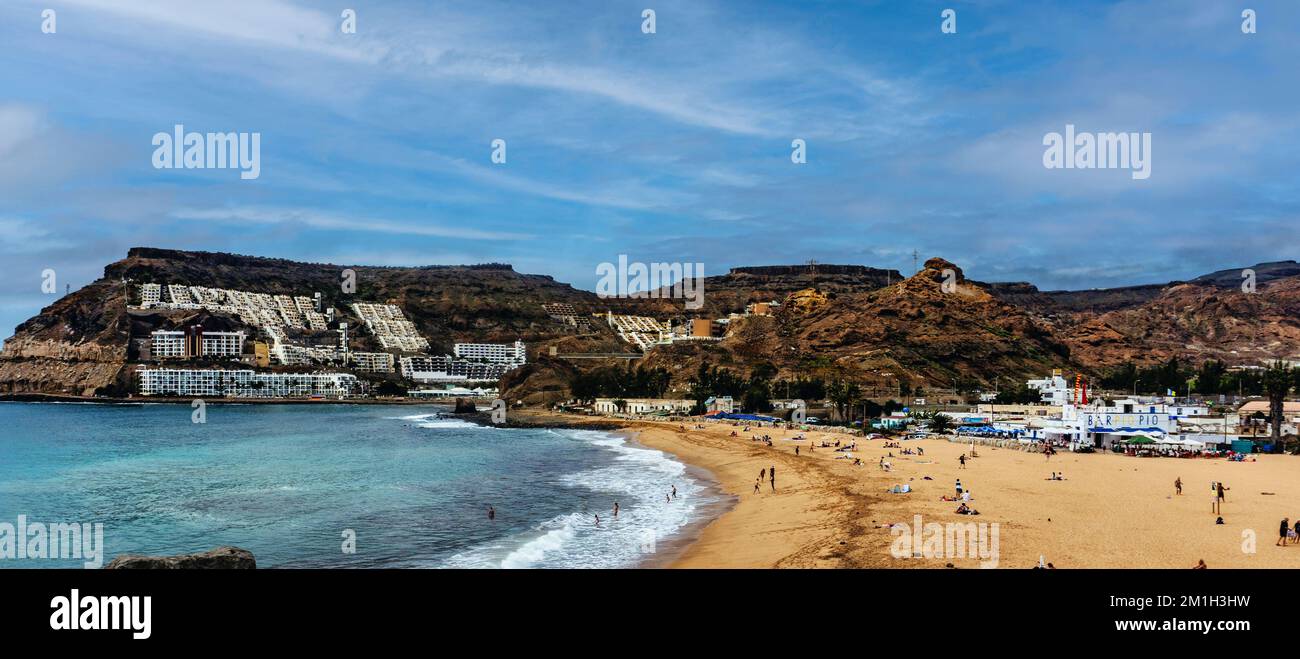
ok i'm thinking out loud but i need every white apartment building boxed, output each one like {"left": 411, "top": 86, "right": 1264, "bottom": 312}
{"left": 350, "top": 302, "right": 430, "bottom": 353}
{"left": 399, "top": 356, "right": 515, "bottom": 383}
{"left": 351, "top": 352, "right": 395, "bottom": 373}
{"left": 137, "top": 368, "right": 360, "bottom": 399}
{"left": 453, "top": 340, "right": 526, "bottom": 364}
{"left": 150, "top": 330, "right": 185, "bottom": 359}
{"left": 201, "top": 331, "right": 246, "bottom": 358}
{"left": 140, "top": 283, "right": 162, "bottom": 306}
{"left": 149, "top": 329, "right": 244, "bottom": 359}
{"left": 166, "top": 284, "right": 194, "bottom": 305}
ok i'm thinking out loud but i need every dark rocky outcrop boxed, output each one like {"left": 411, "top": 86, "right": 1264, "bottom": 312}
{"left": 104, "top": 546, "right": 256, "bottom": 569}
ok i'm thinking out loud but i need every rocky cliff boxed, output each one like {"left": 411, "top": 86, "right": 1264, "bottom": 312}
{"left": 6, "top": 248, "right": 1300, "bottom": 400}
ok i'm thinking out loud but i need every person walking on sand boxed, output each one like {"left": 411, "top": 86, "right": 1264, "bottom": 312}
{"left": 795, "top": 446, "right": 800, "bottom": 456}
{"left": 760, "top": 468, "right": 766, "bottom": 481}
{"left": 1217, "top": 481, "right": 1228, "bottom": 502}
{"left": 770, "top": 465, "right": 776, "bottom": 491}
{"left": 1175, "top": 477, "right": 1182, "bottom": 496}
{"left": 959, "top": 454, "right": 966, "bottom": 469}
{"left": 754, "top": 478, "right": 761, "bottom": 494}
{"left": 955, "top": 479, "right": 963, "bottom": 497}
{"left": 1279, "top": 518, "right": 1290, "bottom": 546}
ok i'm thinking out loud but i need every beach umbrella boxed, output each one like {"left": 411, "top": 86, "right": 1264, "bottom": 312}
{"left": 1126, "top": 436, "right": 1157, "bottom": 445}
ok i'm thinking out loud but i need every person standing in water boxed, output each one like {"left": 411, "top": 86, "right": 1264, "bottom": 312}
{"left": 614, "top": 502, "right": 619, "bottom": 518}
{"left": 488, "top": 505, "right": 495, "bottom": 521}
{"left": 594, "top": 514, "right": 600, "bottom": 527}
{"left": 672, "top": 485, "right": 677, "bottom": 500}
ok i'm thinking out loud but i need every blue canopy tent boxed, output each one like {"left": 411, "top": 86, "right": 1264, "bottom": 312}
{"left": 955, "top": 424, "right": 1025, "bottom": 439}
{"left": 711, "top": 412, "right": 781, "bottom": 423}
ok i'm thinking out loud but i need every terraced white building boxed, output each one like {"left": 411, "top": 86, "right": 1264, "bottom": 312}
{"left": 137, "top": 368, "right": 360, "bottom": 399}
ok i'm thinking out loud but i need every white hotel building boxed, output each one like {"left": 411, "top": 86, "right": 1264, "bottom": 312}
{"left": 151, "top": 330, "right": 186, "bottom": 359}
{"left": 137, "top": 369, "right": 360, "bottom": 399}
{"left": 350, "top": 351, "right": 395, "bottom": 373}
{"left": 201, "top": 332, "right": 245, "bottom": 358}
{"left": 149, "top": 329, "right": 245, "bottom": 360}
{"left": 453, "top": 340, "right": 526, "bottom": 365}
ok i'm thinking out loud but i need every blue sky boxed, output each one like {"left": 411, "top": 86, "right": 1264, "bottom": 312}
{"left": 2, "top": 0, "right": 1299, "bottom": 339}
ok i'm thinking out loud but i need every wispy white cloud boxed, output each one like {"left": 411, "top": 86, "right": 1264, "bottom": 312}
{"left": 170, "top": 207, "right": 532, "bottom": 241}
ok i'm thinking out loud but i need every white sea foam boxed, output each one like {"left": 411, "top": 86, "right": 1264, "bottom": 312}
{"left": 442, "top": 429, "right": 717, "bottom": 569}
{"left": 387, "top": 412, "right": 485, "bottom": 430}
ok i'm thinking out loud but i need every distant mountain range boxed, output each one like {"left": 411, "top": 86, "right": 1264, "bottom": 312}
{"left": 3, "top": 247, "right": 1298, "bottom": 400}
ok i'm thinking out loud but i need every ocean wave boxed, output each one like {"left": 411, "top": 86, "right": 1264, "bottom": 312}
{"left": 387, "top": 412, "right": 484, "bottom": 430}
{"left": 441, "top": 429, "right": 715, "bottom": 569}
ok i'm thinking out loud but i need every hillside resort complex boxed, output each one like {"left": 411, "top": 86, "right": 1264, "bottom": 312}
{"left": 130, "top": 282, "right": 530, "bottom": 400}
{"left": 124, "top": 278, "right": 1293, "bottom": 458}
{"left": 125, "top": 280, "right": 781, "bottom": 401}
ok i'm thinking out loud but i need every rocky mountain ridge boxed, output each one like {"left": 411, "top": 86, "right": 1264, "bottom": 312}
{"left": 3, "top": 248, "right": 1298, "bottom": 399}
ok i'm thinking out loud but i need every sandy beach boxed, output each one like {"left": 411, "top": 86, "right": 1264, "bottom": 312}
{"left": 525, "top": 411, "right": 1300, "bottom": 568}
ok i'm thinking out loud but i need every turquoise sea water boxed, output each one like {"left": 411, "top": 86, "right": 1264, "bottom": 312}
{"left": 0, "top": 403, "right": 717, "bottom": 568}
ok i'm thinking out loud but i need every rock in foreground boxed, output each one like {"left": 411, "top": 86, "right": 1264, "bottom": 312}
{"left": 104, "top": 546, "right": 256, "bottom": 569}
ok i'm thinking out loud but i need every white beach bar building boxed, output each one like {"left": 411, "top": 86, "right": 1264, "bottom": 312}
{"left": 592, "top": 398, "right": 693, "bottom": 414}
{"left": 1016, "top": 375, "right": 1210, "bottom": 450}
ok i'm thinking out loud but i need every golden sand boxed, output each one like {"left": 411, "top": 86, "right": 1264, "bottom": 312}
{"left": 613, "top": 418, "right": 1300, "bottom": 568}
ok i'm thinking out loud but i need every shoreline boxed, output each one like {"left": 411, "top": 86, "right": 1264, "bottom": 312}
{"left": 616, "top": 429, "right": 737, "bottom": 569}
{"left": 0, "top": 393, "right": 470, "bottom": 406}
{"left": 511, "top": 409, "right": 1300, "bottom": 569}
{"left": 510, "top": 409, "right": 872, "bottom": 568}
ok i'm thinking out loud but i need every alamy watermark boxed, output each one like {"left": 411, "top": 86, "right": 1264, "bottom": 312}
{"left": 50, "top": 590, "right": 151, "bottom": 640}
{"left": 889, "top": 514, "right": 999, "bottom": 568}
{"left": 1043, "top": 124, "right": 1151, "bottom": 180}
{"left": 152, "top": 124, "right": 261, "bottom": 180}
{"left": 596, "top": 255, "right": 704, "bottom": 310}
{"left": 0, "top": 515, "right": 104, "bottom": 568}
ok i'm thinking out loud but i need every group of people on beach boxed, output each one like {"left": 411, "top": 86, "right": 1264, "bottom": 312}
{"left": 754, "top": 465, "right": 777, "bottom": 493}
{"left": 1278, "top": 517, "right": 1300, "bottom": 546}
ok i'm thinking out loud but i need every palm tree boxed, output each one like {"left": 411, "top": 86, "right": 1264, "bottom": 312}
{"left": 1263, "top": 360, "right": 1294, "bottom": 452}
{"left": 926, "top": 413, "right": 953, "bottom": 436}
{"left": 827, "top": 379, "right": 861, "bottom": 422}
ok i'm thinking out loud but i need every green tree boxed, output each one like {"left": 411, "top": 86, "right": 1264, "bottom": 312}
{"left": 1263, "top": 360, "right": 1295, "bottom": 452}
{"left": 826, "top": 379, "right": 861, "bottom": 422}
{"left": 926, "top": 413, "right": 953, "bottom": 436}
